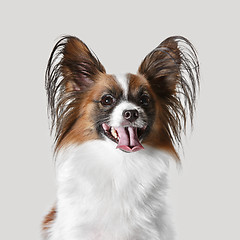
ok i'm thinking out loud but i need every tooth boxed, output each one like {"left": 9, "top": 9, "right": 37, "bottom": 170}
{"left": 111, "top": 127, "right": 118, "bottom": 139}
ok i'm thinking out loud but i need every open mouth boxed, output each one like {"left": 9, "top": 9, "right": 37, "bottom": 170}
{"left": 102, "top": 123, "right": 147, "bottom": 153}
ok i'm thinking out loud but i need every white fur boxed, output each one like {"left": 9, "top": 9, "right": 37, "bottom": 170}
{"left": 114, "top": 74, "right": 129, "bottom": 98}
{"left": 46, "top": 141, "right": 175, "bottom": 240}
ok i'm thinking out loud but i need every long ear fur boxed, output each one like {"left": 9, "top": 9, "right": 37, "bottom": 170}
{"left": 138, "top": 36, "right": 200, "bottom": 151}
{"left": 45, "top": 36, "right": 105, "bottom": 148}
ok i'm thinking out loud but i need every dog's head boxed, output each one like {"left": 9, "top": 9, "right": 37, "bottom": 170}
{"left": 46, "top": 36, "right": 199, "bottom": 158}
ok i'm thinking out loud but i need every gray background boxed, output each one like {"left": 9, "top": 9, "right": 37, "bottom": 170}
{"left": 1, "top": 0, "right": 239, "bottom": 239}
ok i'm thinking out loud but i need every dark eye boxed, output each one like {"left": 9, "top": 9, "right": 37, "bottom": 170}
{"left": 139, "top": 94, "right": 150, "bottom": 106}
{"left": 100, "top": 94, "right": 115, "bottom": 106}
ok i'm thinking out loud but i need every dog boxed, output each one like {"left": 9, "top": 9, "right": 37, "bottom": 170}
{"left": 42, "top": 35, "right": 199, "bottom": 240}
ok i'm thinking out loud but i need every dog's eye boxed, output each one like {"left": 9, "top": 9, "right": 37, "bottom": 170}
{"left": 139, "top": 94, "right": 150, "bottom": 106}
{"left": 101, "top": 94, "right": 115, "bottom": 106}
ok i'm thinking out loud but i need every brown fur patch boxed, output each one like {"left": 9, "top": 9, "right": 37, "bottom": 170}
{"left": 45, "top": 36, "right": 106, "bottom": 152}
{"left": 128, "top": 73, "right": 150, "bottom": 95}
{"left": 57, "top": 73, "right": 122, "bottom": 149}
{"left": 42, "top": 206, "right": 56, "bottom": 234}
{"left": 128, "top": 73, "right": 178, "bottom": 159}
{"left": 138, "top": 37, "right": 200, "bottom": 159}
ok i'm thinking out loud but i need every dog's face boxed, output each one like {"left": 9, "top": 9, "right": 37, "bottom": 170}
{"left": 46, "top": 36, "right": 199, "bottom": 158}
{"left": 91, "top": 73, "right": 155, "bottom": 152}
{"left": 53, "top": 71, "right": 157, "bottom": 153}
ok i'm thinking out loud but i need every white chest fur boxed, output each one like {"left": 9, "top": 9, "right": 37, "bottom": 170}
{"left": 48, "top": 140, "right": 174, "bottom": 240}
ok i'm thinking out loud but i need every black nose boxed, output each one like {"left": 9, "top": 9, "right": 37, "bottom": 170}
{"left": 122, "top": 109, "right": 139, "bottom": 122}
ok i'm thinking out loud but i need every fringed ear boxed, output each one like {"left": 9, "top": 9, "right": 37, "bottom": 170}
{"left": 46, "top": 36, "right": 105, "bottom": 94}
{"left": 139, "top": 36, "right": 200, "bottom": 152}
{"left": 61, "top": 37, "right": 106, "bottom": 92}
{"left": 45, "top": 36, "right": 106, "bottom": 145}
{"left": 139, "top": 37, "right": 183, "bottom": 96}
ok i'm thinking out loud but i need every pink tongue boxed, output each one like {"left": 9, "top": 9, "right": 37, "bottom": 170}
{"left": 115, "top": 127, "right": 144, "bottom": 153}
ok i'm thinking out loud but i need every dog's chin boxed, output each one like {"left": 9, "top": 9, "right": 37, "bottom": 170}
{"left": 101, "top": 123, "right": 147, "bottom": 153}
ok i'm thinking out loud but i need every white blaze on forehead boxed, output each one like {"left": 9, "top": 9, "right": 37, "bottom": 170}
{"left": 113, "top": 74, "right": 129, "bottom": 97}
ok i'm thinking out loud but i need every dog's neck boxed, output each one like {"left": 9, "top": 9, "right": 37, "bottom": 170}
{"left": 50, "top": 140, "right": 174, "bottom": 240}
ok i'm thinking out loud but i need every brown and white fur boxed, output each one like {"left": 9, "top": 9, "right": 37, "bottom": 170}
{"left": 42, "top": 36, "right": 199, "bottom": 240}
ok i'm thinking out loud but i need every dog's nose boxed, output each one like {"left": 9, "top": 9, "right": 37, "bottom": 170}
{"left": 122, "top": 109, "right": 139, "bottom": 122}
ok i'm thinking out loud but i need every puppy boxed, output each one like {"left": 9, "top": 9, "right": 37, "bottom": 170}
{"left": 42, "top": 36, "right": 199, "bottom": 240}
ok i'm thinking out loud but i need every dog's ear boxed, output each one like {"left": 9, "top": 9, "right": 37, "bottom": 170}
{"left": 45, "top": 36, "right": 106, "bottom": 144}
{"left": 139, "top": 36, "right": 199, "bottom": 154}
{"left": 138, "top": 36, "right": 199, "bottom": 110}
{"left": 138, "top": 36, "right": 181, "bottom": 97}
{"left": 58, "top": 36, "right": 106, "bottom": 92}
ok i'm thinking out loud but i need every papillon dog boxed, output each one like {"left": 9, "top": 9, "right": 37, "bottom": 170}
{"left": 42, "top": 35, "right": 199, "bottom": 240}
